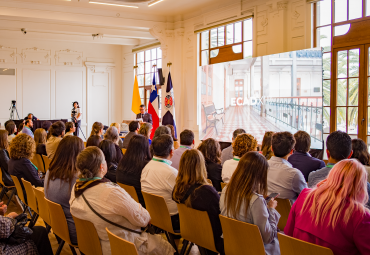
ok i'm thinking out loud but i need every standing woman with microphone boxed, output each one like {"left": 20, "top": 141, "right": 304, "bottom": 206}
{"left": 71, "top": 102, "right": 82, "bottom": 137}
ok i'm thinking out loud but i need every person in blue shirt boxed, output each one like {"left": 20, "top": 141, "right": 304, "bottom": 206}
{"left": 21, "top": 119, "right": 34, "bottom": 138}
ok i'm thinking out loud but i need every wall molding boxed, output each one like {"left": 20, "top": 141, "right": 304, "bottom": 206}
{"left": 0, "top": 45, "right": 17, "bottom": 64}
{"left": 20, "top": 47, "right": 51, "bottom": 66}
{"left": 54, "top": 49, "right": 83, "bottom": 66}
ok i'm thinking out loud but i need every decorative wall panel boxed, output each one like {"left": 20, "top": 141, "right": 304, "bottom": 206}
{"left": 20, "top": 47, "right": 51, "bottom": 65}
{"left": 55, "top": 49, "right": 83, "bottom": 66}
{"left": 0, "top": 46, "right": 17, "bottom": 64}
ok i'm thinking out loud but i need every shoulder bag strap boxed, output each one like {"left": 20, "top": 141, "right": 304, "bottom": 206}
{"left": 39, "top": 154, "right": 45, "bottom": 172}
{"left": 81, "top": 194, "right": 142, "bottom": 235}
{"left": 179, "top": 184, "right": 202, "bottom": 204}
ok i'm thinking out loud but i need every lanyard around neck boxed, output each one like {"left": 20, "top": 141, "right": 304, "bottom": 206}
{"left": 180, "top": 146, "right": 190, "bottom": 149}
{"left": 152, "top": 158, "right": 170, "bottom": 165}
{"left": 78, "top": 177, "right": 102, "bottom": 181}
{"left": 233, "top": 157, "right": 240, "bottom": 161}
{"left": 327, "top": 164, "right": 335, "bottom": 168}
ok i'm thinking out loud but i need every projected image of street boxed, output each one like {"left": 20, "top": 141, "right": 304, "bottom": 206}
{"left": 197, "top": 49, "right": 324, "bottom": 149}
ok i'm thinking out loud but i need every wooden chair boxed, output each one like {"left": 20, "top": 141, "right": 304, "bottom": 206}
{"left": 121, "top": 148, "right": 127, "bottom": 155}
{"left": 10, "top": 175, "right": 29, "bottom": 214}
{"left": 275, "top": 198, "right": 292, "bottom": 231}
{"left": 278, "top": 233, "right": 334, "bottom": 255}
{"left": 32, "top": 187, "right": 51, "bottom": 230}
{"left": 45, "top": 198, "right": 78, "bottom": 255}
{"left": 21, "top": 178, "right": 39, "bottom": 227}
{"left": 31, "top": 154, "right": 50, "bottom": 174}
{"left": 220, "top": 182, "right": 226, "bottom": 190}
{"left": 117, "top": 182, "right": 139, "bottom": 203}
{"left": 72, "top": 215, "right": 103, "bottom": 255}
{"left": 106, "top": 227, "right": 138, "bottom": 255}
{"left": 84, "top": 142, "right": 87, "bottom": 148}
{"left": 219, "top": 215, "right": 265, "bottom": 255}
{"left": 0, "top": 168, "right": 16, "bottom": 206}
{"left": 206, "top": 179, "right": 213, "bottom": 185}
{"left": 177, "top": 203, "right": 218, "bottom": 254}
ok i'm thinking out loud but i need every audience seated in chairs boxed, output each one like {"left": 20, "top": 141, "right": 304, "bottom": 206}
{"left": 267, "top": 132, "right": 307, "bottom": 203}
{"left": 44, "top": 135, "right": 84, "bottom": 245}
{"left": 351, "top": 138, "right": 370, "bottom": 181}
{"left": 138, "top": 122, "right": 153, "bottom": 145}
{"left": 261, "top": 131, "right": 274, "bottom": 160}
{"left": 45, "top": 121, "right": 65, "bottom": 160}
{"left": 86, "top": 135, "right": 102, "bottom": 148}
{"left": 220, "top": 152, "right": 280, "bottom": 255}
{"left": 141, "top": 134, "right": 180, "bottom": 230}
{"left": 98, "top": 140, "right": 118, "bottom": 183}
{"left": 110, "top": 123, "right": 124, "bottom": 148}
{"left": 285, "top": 159, "right": 370, "bottom": 255}
{"left": 0, "top": 130, "right": 14, "bottom": 186}
{"left": 70, "top": 147, "right": 174, "bottom": 255}
{"left": 122, "top": 121, "right": 140, "bottom": 149}
{"left": 173, "top": 149, "right": 225, "bottom": 255}
{"left": 221, "top": 129, "right": 246, "bottom": 165}
{"left": 89, "top": 122, "right": 104, "bottom": 138}
{"left": 64, "top": 122, "right": 75, "bottom": 137}
{"left": 287, "top": 131, "right": 325, "bottom": 181}
{"left": 197, "top": 138, "right": 223, "bottom": 192}
{"left": 5, "top": 121, "right": 16, "bottom": 145}
{"left": 116, "top": 134, "right": 150, "bottom": 208}
{"left": 166, "top": 125, "right": 179, "bottom": 150}
{"left": 104, "top": 126, "right": 123, "bottom": 164}
{"left": 222, "top": 133, "right": 257, "bottom": 183}
{"left": 34, "top": 128, "right": 47, "bottom": 156}
{"left": 171, "top": 129, "right": 194, "bottom": 170}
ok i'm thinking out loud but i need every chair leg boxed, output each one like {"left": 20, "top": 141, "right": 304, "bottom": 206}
{"left": 5, "top": 189, "right": 16, "bottom": 206}
{"left": 22, "top": 204, "right": 28, "bottom": 214}
{"left": 69, "top": 245, "right": 77, "bottom": 255}
{"left": 28, "top": 213, "right": 39, "bottom": 229}
{"left": 184, "top": 243, "right": 194, "bottom": 255}
{"left": 0, "top": 187, "right": 7, "bottom": 201}
{"left": 45, "top": 223, "right": 51, "bottom": 233}
{"left": 198, "top": 246, "right": 208, "bottom": 255}
{"left": 55, "top": 240, "right": 65, "bottom": 255}
{"left": 179, "top": 240, "right": 189, "bottom": 255}
{"left": 165, "top": 232, "right": 179, "bottom": 255}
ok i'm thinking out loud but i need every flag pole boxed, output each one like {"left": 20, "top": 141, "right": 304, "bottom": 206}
{"left": 167, "top": 62, "right": 172, "bottom": 72}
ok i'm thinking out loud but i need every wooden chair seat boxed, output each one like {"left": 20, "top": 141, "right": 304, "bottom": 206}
{"left": 32, "top": 187, "right": 51, "bottom": 226}
{"left": 73, "top": 215, "right": 103, "bottom": 255}
{"left": 31, "top": 154, "right": 50, "bottom": 174}
{"left": 275, "top": 198, "right": 292, "bottom": 231}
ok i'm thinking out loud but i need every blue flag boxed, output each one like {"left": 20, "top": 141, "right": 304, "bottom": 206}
{"left": 162, "top": 72, "right": 177, "bottom": 138}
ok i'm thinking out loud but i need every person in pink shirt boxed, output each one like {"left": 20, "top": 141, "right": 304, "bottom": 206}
{"left": 285, "top": 159, "right": 370, "bottom": 255}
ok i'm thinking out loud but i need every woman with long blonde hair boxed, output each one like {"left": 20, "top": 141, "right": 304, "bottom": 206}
{"left": 34, "top": 128, "right": 47, "bottom": 156}
{"left": 261, "top": 131, "right": 274, "bottom": 160}
{"left": 285, "top": 159, "right": 370, "bottom": 255}
{"left": 172, "top": 149, "right": 224, "bottom": 255}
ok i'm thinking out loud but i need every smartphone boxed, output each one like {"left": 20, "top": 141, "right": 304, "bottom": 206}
{"left": 265, "top": 193, "right": 280, "bottom": 203}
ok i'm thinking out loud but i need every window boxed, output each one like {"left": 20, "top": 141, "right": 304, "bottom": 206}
{"left": 134, "top": 47, "right": 162, "bottom": 115}
{"left": 200, "top": 18, "right": 253, "bottom": 66}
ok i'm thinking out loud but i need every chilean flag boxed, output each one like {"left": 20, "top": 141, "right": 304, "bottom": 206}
{"left": 148, "top": 73, "right": 159, "bottom": 139}
{"left": 161, "top": 72, "right": 177, "bottom": 138}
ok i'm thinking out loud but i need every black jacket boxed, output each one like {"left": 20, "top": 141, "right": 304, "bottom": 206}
{"left": 0, "top": 149, "right": 14, "bottom": 186}
{"left": 136, "top": 113, "right": 153, "bottom": 124}
{"left": 105, "top": 163, "right": 117, "bottom": 183}
{"left": 36, "top": 144, "right": 47, "bottom": 156}
{"left": 205, "top": 160, "right": 223, "bottom": 192}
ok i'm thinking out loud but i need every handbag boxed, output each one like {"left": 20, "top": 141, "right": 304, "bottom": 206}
{"left": 0, "top": 214, "right": 33, "bottom": 245}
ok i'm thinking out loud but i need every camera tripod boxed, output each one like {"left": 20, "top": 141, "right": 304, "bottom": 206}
{"left": 72, "top": 116, "right": 86, "bottom": 140}
{"left": 9, "top": 101, "right": 20, "bottom": 120}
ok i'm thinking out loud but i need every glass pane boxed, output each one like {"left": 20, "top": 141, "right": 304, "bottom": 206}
{"left": 336, "top": 107, "right": 347, "bottom": 132}
{"left": 368, "top": 107, "right": 370, "bottom": 135}
{"left": 137, "top": 62, "right": 144, "bottom": 75}
{"left": 244, "top": 19, "right": 253, "bottom": 41}
{"left": 348, "top": 107, "right": 358, "bottom": 134}
{"left": 323, "top": 53, "right": 331, "bottom": 79}
{"left": 323, "top": 80, "right": 330, "bottom": 106}
{"left": 244, "top": 41, "right": 253, "bottom": 59}
{"left": 317, "top": 26, "right": 331, "bottom": 52}
{"left": 367, "top": 0, "right": 370, "bottom": 16}
{"left": 323, "top": 107, "right": 330, "bottom": 133}
{"left": 349, "top": 49, "right": 359, "bottom": 77}
{"left": 146, "top": 89, "right": 150, "bottom": 98}
{"left": 337, "top": 50, "right": 348, "bottom": 78}
{"left": 139, "top": 88, "right": 144, "bottom": 98}
{"left": 145, "top": 61, "right": 151, "bottom": 73}
{"left": 335, "top": 0, "right": 348, "bottom": 23}
{"left": 137, "top": 51, "right": 144, "bottom": 63}
{"left": 323, "top": 133, "right": 329, "bottom": 160}
{"left": 151, "top": 60, "right": 157, "bottom": 72}
{"left": 137, "top": 75, "right": 144, "bottom": 86}
{"left": 234, "top": 22, "right": 242, "bottom": 43}
{"left": 349, "top": 78, "right": 359, "bottom": 106}
{"left": 145, "top": 74, "right": 151, "bottom": 85}
{"left": 232, "top": 45, "right": 242, "bottom": 54}
{"left": 210, "top": 29, "right": 217, "bottom": 48}
{"left": 151, "top": 48, "right": 156, "bottom": 60}
{"left": 349, "top": 0, "right": 362, "bottom": 20}
{"left": 210, "top": 49, "right": 219, "bottom": 58}
{"left": 157, "top": 59, "right": 162, "bottom": 68}
{"left": 145, "top": 50, "right": 151, "bottom": 61}
{"left": 337, "top": 79, "right": 347, "bottom": 106}
{"left": 226, "top": 24, "right": 233, "bottom": 45}
{"left": 334, "top": 24, "right": 351, "bottom": 36}
{"left": 201, "top": 32, "right": 209, "bottom": 50}
{"left": 157, "top": 48, "right": 162, "bottom": 59}
{"left": 201, "top": 50, "right": 209, "bottom": 66}
{"left": 317, "top": 0, "right": 332, "bottom": 26}
{"left": 368, "top": 77, "right": 370, "bottom": 104}
{"left": 218, "top": 27, "right": 224, "bottom": 47}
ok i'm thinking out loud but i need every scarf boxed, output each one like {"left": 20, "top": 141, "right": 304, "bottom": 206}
{"left": 74, "top": 177, "right": 111, "bottom": 198}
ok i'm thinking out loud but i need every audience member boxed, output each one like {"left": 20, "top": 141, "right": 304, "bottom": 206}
{"left": 86, "top": 135, "right": 102, "bottom": 147}
{"left": 220, "top": 152, "right": 280, "bottom": 255}
{"left": 171, "top": 129, "right": 194, "bottom": 170}
{"left": 268, "top": 132, "right": 307, "bottom": 203}
{"left": 70, "top": 147, "right": 174, "bottom": 255}
{"left": 261, "top": 131, "right": 274, "bottom": 160}
{"left": 167, "top": 125, "right": 179, "bottom": 149}
{"left": 351, "top": 138, "right": 370, "bottom": 181}
{"left": 89, "top": 122, "right": 104, "bottom": 137}
{"left": 22, "top": 119, "right": 34, "bottom": 138}
{"left": 34, "top": 128, "right": 47, "bottom": 156}
{"left": 141, "top": 134, "right": 179, "bottom": 230}
{"left": 110, "top": 123, "right": 123, "bottom": 148}
{"left": 288, "top": 131, "right": 325, "bottom": 181}
{"left": 44, "top": 136, "right": 84, "bottom": 245}
{"left": 104, "top": 126, "right": 123, "bottom": 163}
{"left": 64, "top": 122, "right": 75, "bottom": 137}
{"left": 222, "top": 133, "right": 257, "bottom": 183}
{"left": 46, "top": 121, "right": 65, "bottom": 160}
{"left": 138, "top": 122, "right": 152, "bottom": 145}
{"left": 41, "top": 121, "right": 52, "bottom": 133}
{"left": 4, "top": 120, "right": 14, "bottom": 130}
{"left": 116, "top": 134, "right": 151, "bottom": 208}
{"left": 173, "top": 149, "right": 224, "bottom": 255}
{"left": 122, "top": 121, "right": 139, "bottom": 149}
{"left": 98, "top": 140, "right": 118, "bottom": 182}
{"left": 285, "top": 159, "right": 370, "bottom": 254}
{"left": 5, "top": 121, "right": 16, "bottom": 144}
{"left": 24, "top": 113, "right": 39, "bottom": 121}
{"left": 0, "top": 130, "right": 14, "bottom": 186}
{"left": 308, "top": 131, "right": 353, "bottom": 188}
{"left": 197, "top": 138, "right": 223, "bottom": 191}
{"left": 18, "top": 122, "right": 24, "bottom": 134}
{"left": 149, "top": 125, "right": 171, "bottom": 157}
{"left": 221, "top": 128, "right": 246, "bottom": 165}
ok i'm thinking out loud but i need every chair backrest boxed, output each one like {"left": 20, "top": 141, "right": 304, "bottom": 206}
{"left": 141, "top": 191, "right": 175, "bottom": 234}
{"left": 31, "top": 154, "right": 46, "bottom": 173}
{"left": 177, "top": 203, "right": 217, "bottom": 253}
{"left": 33, "top": 187, "right": 51, "bottom": 225}
{"left": 275, "top": 198, "right": 292, "bottom": 231}
{"left": 10, "top": 175, "right": 26, "bottom": 204}
{"left": 42, "top": 155, "right": 51, "bottom": 172}
{"left": 117, "top": 183, "right": 139, "bottom": 203}
{"left": 106, "top": 227, "right": 138, "bottom": 255}
{"left": 121, "top": 148, "right": 127, "bottom": 155}
{"left": 219, "top": 215, "right": 265, "bottom": 255}
{"left": 206, "top": 179, "right": 213, "bottom": 185}
{"left": 278, "top": 233, "right": 334, "bottom": 255}
{"left": 0, "top": 168, "right": 4, "bottom": 187}
{"left": 21, "top": 179, "right": 38, "bottom": 213}
{"left": 72, "top": 215, "right": 103, "bottom": 255}
{"left": 45, "top": 198, "right": 74, "bottom": 246}
{"left": 221, "top": 182, "right": 226, "bottom": 190}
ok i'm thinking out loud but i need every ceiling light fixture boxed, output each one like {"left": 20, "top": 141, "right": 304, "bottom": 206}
{"left": 89, "top": 1, "right": 138, "bottom": 8}
{"left": 148, "top": 0, "right": 164, "bottom": 7}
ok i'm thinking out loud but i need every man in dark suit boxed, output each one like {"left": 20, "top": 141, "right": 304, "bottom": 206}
{"left": 24, "top": 113, "right": 39, "bottom": 121}
{"left": 136, "top": 105, "right": 153, "bottom": 124}
{"left": 122, "top": 121, "right": 140, "bottom": 149}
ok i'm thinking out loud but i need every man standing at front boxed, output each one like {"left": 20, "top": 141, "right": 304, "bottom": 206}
{"left": 136, "top": 104, "right": 153, "bottom": 124}
{"left": 22, "top": 119, "right": 34, "bottom": 138}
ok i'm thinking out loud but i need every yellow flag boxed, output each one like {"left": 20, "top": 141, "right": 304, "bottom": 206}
{"left": 131, "top": 75, "right": 141, "bottom": 114}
